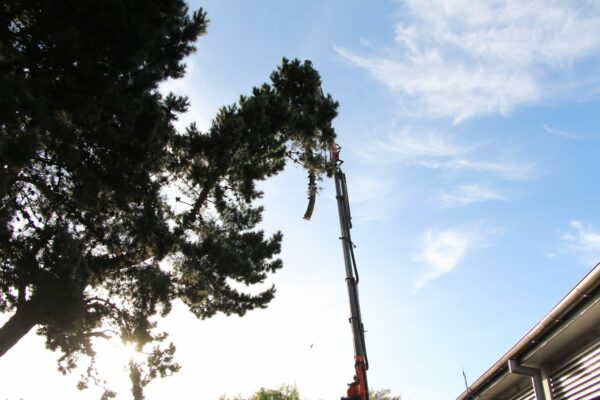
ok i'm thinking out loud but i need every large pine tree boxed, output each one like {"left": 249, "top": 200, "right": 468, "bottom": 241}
{"left": 0, "top": 0, "right": 337, "bottom": 397}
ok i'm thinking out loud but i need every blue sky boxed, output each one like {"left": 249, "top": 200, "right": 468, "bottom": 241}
{"left": 2, "top": 1, "right": 600, "bottom": 400}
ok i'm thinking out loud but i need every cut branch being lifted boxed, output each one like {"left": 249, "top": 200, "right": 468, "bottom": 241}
{"left": 303, "top": 171, "right": 317, "bottom": 220}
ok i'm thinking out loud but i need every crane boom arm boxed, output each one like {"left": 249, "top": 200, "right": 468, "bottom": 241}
{"left": 333, "top": 146, "right": 369, "bottom": 400}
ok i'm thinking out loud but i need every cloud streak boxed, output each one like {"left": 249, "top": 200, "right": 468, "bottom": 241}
{"left": 439, "top": 185, "right": 506, "bottom": 208}
{"left": 561, "top": 220, "right": 600, "bottom": 265}
{"left": 413, "top": 224, "right": 493, "bottom": 289}
{"left": 336, "top": 1, "right": 600, "bottom": 122}
{"left": 361, "top": 129, "right": 534, "bottom": 181}
{"left": 542, "top": 123, "right": 581, "bottom": 140}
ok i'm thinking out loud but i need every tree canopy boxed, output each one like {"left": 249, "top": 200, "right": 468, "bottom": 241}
{"left": 0, "top": 0, "right": 337, "bottom": 397}
{"left": 219, "top": 385, "right": 300, "bottom": 400}
{"left": 370, "top": 388, "right": 402, "bottom": 400}
{"left": 218, "top": 385, "right": 401, "bottom": 400}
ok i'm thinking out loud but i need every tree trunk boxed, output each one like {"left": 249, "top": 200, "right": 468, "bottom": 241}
{"left": 0, "top": 302, "right": 40, "bottom": 357}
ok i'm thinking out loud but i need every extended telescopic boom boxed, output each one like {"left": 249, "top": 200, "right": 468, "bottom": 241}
{"left": 332, "top": 145, "right": 369, "bottom": 400}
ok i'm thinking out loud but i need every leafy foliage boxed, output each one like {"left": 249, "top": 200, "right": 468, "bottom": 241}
{"left": 0, "top": 0, "right": 337, "bottom": 397}
{"left": 219, "top": 384, "right": 300, "bottom": 400}
{"left": 370, "top": 388, "right": 402, "bottom": 400}
{"left": 219, "top": 385, "right": 400, "bottom": 400}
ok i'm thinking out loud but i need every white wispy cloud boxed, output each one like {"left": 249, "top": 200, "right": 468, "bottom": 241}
{"left": 361, "top": 129, "right": 534, "bottom": 180}
{"left": 561, "top": 220, "right": 600, "bottom": 265}
{"left": 366, "top": 129, "right": 472, "bottom": 161}
{"left": 439, "top": 184, "right": 506, "bottom": 208}
{"left": 347, "top": 171, "right": 400, "bottom": 221}
{"left": 336, "top": 1, "right": 600, "bottom": 122}
{"left": 414, "top": 158, "right": 533, "bottom": 180}
{"left": 542, "top": 123, "right": 581, "bottom": 140}
{"left": 413, "top": 225, "right": 492, "bottom": 289}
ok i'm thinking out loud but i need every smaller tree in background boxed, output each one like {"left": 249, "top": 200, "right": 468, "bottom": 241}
{"left": 370, "top": 388, "right": 401, "bottom": 400}
{"left": 251, "top": 385, "right": 300, "bottom": 400}
{"left": 219, "top": 384, "right": 299, "bottom": 400}
{"left": 218, "top": 385, "right": 401, "bottom": 400}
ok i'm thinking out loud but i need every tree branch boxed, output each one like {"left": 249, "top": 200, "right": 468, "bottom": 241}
{"left": 0, "top": 301, "right": 40, "bottom": 357}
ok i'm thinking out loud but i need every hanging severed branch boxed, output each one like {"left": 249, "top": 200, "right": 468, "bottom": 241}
{"left": 303, "top": 171, "right": 317, "bottom": 220}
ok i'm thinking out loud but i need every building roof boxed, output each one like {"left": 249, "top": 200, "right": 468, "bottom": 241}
{"left": 456, "top": 263, "right": 600, "bottom": 400}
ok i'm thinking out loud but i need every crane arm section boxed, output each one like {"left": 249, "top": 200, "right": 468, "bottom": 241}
{"left": 332, "top": 146, "right": 369, "bottom": 400}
